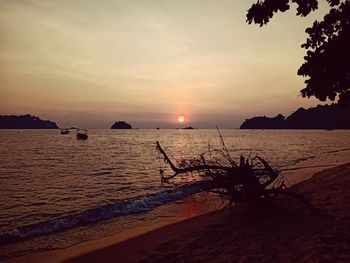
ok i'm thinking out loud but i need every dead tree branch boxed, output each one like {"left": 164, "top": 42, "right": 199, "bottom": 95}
{"left": 156, "top": 137, "right": 318, "bottom": 213}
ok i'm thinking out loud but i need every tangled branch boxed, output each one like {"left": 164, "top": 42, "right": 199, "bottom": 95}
{"left": 156, "top": 135, "right": 319, "bottom": 212}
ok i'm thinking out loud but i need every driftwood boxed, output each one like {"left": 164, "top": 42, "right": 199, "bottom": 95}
{"left": 156, "top": 134, "right": 319, "bottom": 212}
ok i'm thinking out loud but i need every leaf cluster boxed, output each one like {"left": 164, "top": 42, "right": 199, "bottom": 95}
{"left": 247, "top": 0, "right": 350, "bottom": 105}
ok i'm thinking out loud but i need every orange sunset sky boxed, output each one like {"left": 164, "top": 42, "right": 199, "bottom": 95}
{"left": 0, "top": 0, "right": 331, "bottom": 128}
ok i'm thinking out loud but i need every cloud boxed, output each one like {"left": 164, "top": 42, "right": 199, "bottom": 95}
{"left": 0, "top": 0, "right": 329, "bottom": 127}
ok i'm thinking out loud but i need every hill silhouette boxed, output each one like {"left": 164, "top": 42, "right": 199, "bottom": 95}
{"left": 0, "top": 115, "right": 59, "bottom": 129}
{"left": 240, "top": 104, "right": 350, "bottom": 129}
{"left": 111, "top": 121, "right": 132, "bottom": 129}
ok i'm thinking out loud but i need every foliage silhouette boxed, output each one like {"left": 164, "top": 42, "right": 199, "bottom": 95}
{"left": 240, "top": 103, "right": 350, "bottom": 129}
{"left": 111, "top": 121, "right": 132, "bottom": 129}
{"left": 0, "top": 115, "right": 59, "bottom": 129}
{"left": 247, "top": 0, "right": 350, "bottom": 106}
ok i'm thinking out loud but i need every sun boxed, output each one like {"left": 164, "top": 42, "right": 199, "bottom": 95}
{"left": 177, "top": 115, "right": 185, "bottom": 123}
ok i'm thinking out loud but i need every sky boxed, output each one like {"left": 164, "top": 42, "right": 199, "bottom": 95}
{"left": 0, "top": 0, "right": 331, "bottom": 128}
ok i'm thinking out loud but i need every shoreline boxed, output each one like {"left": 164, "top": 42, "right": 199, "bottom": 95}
{"left": 4, "top": 162, "right": 350, "bottom": 263}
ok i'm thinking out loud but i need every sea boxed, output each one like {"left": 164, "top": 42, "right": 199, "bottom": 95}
{"left": 0, "top": 129, "right": 349, "bottom": 260}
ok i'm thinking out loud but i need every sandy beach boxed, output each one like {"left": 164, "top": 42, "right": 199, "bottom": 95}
{"left": 2, "top": 0, "right": 350, "bottom": 262}
{"left": 5, "top": 162, "right": 350, "bottom": 263}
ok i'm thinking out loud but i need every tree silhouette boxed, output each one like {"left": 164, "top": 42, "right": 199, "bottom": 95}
{"left": 247, "top": 0, "right": 350, "bottom": 106}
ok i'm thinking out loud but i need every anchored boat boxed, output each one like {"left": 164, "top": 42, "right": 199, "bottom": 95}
{"left": 76, "top": 129, "right": 88, "bottom": 140}
{"left": 60, "top": 128, "right": 70, "bottom": 135}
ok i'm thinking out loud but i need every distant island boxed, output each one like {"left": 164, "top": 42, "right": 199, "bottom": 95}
{"left": 240, "top": 104, "right": 350, "bottom": 129}
{"left": 111, "top": 121, "right": 133, "bottom": 129}
{"left": 0, "top": 115, "right": 59, "bottom": 129}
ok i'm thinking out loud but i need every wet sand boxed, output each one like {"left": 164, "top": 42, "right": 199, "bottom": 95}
{"left": 5, "top": 163, "right": 350, "bottom": 263}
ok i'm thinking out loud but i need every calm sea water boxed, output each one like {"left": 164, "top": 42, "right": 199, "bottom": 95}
{"left": 0, "top": 129, "right": 349, "bottom": 259}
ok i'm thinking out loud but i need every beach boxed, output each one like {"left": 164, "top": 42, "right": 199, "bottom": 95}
{"left": 2, "top": 0, "right": 350, "bottom": 262}
{"left": 5, "top": 162, "right": 349, "bottom": 263}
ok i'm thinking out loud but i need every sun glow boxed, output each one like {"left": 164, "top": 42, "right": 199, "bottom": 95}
{"left": 177, "top": 115, "right": 185, "bottom": 123}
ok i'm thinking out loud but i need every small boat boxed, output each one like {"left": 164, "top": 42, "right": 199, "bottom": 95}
{"left": 76, "top": 129, "right": 88, "bottom": 140}
{"left": 60, "top": 128, "right": 70, "bottom": 135}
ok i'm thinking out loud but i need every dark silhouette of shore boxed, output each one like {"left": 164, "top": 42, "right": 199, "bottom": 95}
{"left": 240, "top": 104, "right": 350, "bottom": 129}
{"left": 0, "top": 115, "right": 59, "bottom": 129}
{"left": 111, "top": 121, "right": 132, "bottom": 129}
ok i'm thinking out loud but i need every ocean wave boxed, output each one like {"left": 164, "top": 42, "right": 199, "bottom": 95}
{"left": 326, "top": 147, "right": 350, "bottom": 154}
{"left": 0, "top": 181, "right": 211, "bottom": 246}
{"left": 279, "top": 155, "right": 316, "bottom": 168}
{"left": 90, "top": 171, "right": 112, "bottom": 176}
{"left": 280, "top": 164, "right": 334, "bottom": 172}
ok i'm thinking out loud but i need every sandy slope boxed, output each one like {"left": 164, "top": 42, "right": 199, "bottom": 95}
{"left": 6, "top": 163, "right": 350, "bottom": 263}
